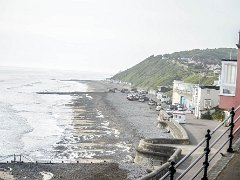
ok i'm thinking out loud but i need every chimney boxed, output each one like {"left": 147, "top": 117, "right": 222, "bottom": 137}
{"left": 237, "top": 31, "right": 240, "bottom": 48}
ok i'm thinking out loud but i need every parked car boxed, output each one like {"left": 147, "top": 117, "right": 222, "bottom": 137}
{"left": 120, "top": 88, "right": 129, "bottom": 93}
{"left": 131, "top": 88, "right": 138, "bottom": 92}
{"left": 140, "top": 95, "right": 149, "bottom": 101}
{"left": 148, "top": 99, "right": 157, "bottom": 106}
{"left": 133, "top": 94, "right": 140, "bottom": 100}
{"left": 127, "top": 94, "right": 134, "bottom": 101}
{"left": 108, "top": 88, "right": 116, "bottom": 93}
{"left": 156, "top": 105, "right": 162, "bottom": 111}
{"left": 167, "top": 112, "right": 173, "bottom": 118}
{"left": 140, "top": 90, "right": 148, "bottom": 95}
{"left": 138, "top": 97, "right": 145, "bottom": 102}
{"left": 166, "top": 109, "right": 173, "bottom": 114}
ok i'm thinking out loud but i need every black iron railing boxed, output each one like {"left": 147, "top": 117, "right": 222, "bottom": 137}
{"left": 160, "top": 106, "right": 240, "bottom": 180}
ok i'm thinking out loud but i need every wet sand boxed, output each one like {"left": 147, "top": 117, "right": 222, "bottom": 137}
{"left": 0, "top": 80, "right": 171, "bottom": 180}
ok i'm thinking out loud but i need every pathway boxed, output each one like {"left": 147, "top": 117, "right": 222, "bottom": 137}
{"left": 172, "top": 114, "right": 228, "bottom": 179}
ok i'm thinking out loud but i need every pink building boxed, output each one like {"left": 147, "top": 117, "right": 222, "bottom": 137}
{"left": 219, "top": 32, "right": 240, "bottom": 130}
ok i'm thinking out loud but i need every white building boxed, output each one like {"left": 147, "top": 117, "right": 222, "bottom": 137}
{"left": 156, "top": 92, "right": 170, "bottom": 103}
{"left": 219, "top": 60, "right": 237, "bottom": 96}
{"left": 172, "top": 80, "right": 198, "bottom": 110}
{"left": 193, "top": 86, "right": 220, "bottom": 118}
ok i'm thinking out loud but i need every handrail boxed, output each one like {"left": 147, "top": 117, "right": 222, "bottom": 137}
{"left": 210, "top": 114, "right": 231, "bottom": 135}
{"left": 233, "top": 125, "right": 240, "bottom": 135}
{"left": 176, "top": 151, "right": 205, "bottom": 180}
{"left": 234, "top": 105, "right": 240, "bottom": 112}
{"left": 160, "top": 137, "right": 206, "bottom": 179}
{"left": 175, "top": 113, "right": 232, "bottom": 168}
{"left": 160, "top": 106, "right": 240, "bottom": 180}
{"left": 0, "top": 155, "right": 13, "bottom": 162}
{"left": 175, "top": 138, "right": 206, "bottom": 168}
{"left": 209, "top": 126, "right": 231, "bottom": 149}
{"left": 190, "top": 125, "right": 239, "bottom": 180}
{"left": 233, "top": 115, "right": 240, "bottom": 124}
{"left": 173, "top": 114, "right": 231, "bottom": 180}
{"left": 191, "top": 137, "right": 231, "bottom": 179}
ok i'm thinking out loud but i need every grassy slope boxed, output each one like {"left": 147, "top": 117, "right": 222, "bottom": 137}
{"left": 113, "top": 56, "right": 191, "bottom": 88}
{"left": 112, "top": 48, "right": 237, "bottom": 89}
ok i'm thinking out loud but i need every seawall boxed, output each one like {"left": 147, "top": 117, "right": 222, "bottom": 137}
{"left": 135, "top": 120, "right": 190, "bottom": 179}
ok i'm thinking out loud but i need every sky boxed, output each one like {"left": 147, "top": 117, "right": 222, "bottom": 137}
{"left": 0, "top": 0, "right": 239, "bottom": 74}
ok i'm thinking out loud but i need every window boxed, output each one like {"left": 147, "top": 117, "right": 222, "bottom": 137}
{"left": 195, "top": 88, "right": 198, "bottom": 95}
{"left": 220, "top": 61, "right": 237, "bottom": 96}
{"left": 207, "top": 89, "right": 210, "bottom": 95}
{"left": 204, "top": 99, "right": 211, "bottom": 109}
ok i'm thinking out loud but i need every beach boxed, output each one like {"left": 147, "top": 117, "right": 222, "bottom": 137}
{"left": 0, "top": 80, "right": 171, "bottom": 180}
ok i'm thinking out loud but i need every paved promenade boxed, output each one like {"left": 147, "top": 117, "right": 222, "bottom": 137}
{"left": 209, "top": 137, "right": 240, "bottom": 180}
{"left": 173, "top": 114, "right": 229, "bottom": 179}
{"left": 119, "top": 91, "right": 240, "bottom": 179}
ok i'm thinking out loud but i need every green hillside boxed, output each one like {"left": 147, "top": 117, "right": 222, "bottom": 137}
{"left": 163, "top": 48, "right": 237, "bottom": 64}
{"left": 112, "top": 48, "right": 237, "bottom": 89}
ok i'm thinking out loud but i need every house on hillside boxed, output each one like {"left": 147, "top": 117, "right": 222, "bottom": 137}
{"left": 219, "top": 32, "right": 240, "bottom": 136}
{"left": 193, "top": 86, "right": 220, "bottom": 118}
{"left": 213, "top": 64, "right": 221, "bottom": 74}
{"left": 172, "top": 80, "right": 198, "bottom": 110}
{"left": 207, "top": 64, "right": 215, "bottom": 70}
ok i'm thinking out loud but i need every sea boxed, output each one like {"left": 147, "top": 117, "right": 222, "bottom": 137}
{"left": 0, "top": 67, "right": 129, "bottom": 163}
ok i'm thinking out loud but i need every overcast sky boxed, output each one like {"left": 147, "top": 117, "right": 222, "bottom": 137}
{"left": 0, "top": 0, "right": 239, "bottom": 74}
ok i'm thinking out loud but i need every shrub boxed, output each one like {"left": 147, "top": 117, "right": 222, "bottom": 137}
{"left": 212, "top": 107, "right": 224, "bottom": 121}
{"left": 201, "top": 110, "right": 212, "bottom": 120}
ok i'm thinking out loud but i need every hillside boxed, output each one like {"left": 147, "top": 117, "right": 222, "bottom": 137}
{"left": 163, "top": 48, "right": 237, "bottom": 64}
{"left": 112, "top": 48, "right": 237, "bottom": 89}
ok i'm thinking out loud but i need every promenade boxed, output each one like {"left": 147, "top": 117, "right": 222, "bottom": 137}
{"left": 210, "top": 136, "right": 240, "bottom": 180}
{"left": 170, "top": 114, "right": 229, "bottom": 179}
{"left": 131, "top": 92, "right": 239, "bottom": 179}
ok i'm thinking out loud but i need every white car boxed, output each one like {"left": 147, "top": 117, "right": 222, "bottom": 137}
{"left": 166, "top": 109, "right": 173, "bottom": 113}
{"left": 156, "top": 105, "right": 162, "bottom": 111}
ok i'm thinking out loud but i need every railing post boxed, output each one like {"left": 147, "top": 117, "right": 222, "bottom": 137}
{"left": 227, "top": 107, "right": 235, "bottom": 153}
{"left": 202, "top": 129, "right": 211, "bottom": 180}
{"left": 169, "top": 161, "right": 176, "bottom": 180}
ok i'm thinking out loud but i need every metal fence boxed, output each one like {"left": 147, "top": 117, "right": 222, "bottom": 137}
{"left": 160, "top": 106, "right": 240, "bottom": 180}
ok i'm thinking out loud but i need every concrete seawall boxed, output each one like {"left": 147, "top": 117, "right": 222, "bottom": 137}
{"left": 135, "top": 120, "right": 190, "bottom": 179}
{"left": 160, "top": 120, "right": 189, "bottom": 143}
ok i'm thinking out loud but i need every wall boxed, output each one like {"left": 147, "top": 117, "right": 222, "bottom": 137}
{"left": 219, "top": 39, "right": 240, "bottom": 128}
{"left": 172, "top": 80, "right": 182, "bottom": 105}
{"left": 219, "top": 95, "right": 236, "bottom": 109}
{"left": 201, "top": 89, "right": 216, "bottom": 109}
{"left": 134, "top": 120, "right": 189, "bottom": 168}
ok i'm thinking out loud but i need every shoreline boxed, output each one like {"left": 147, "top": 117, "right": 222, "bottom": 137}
{"left": 0, "top": 80, "right": 171, "bottom": 180}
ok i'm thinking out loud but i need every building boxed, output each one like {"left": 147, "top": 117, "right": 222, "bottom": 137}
{"left": 219, "top": 32, "right": 240, "bottom": 132}
{"left": 172, "top": 80, "right": 198, "bottom": 110}
{"left": 156, "top": 92, "right": 170, "bottom": 103}
{"left": 193, "top": 86, "right": 220, "bottom": 118}
{"left": 219, "top": 59, "right": 237, "bottom": 109}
